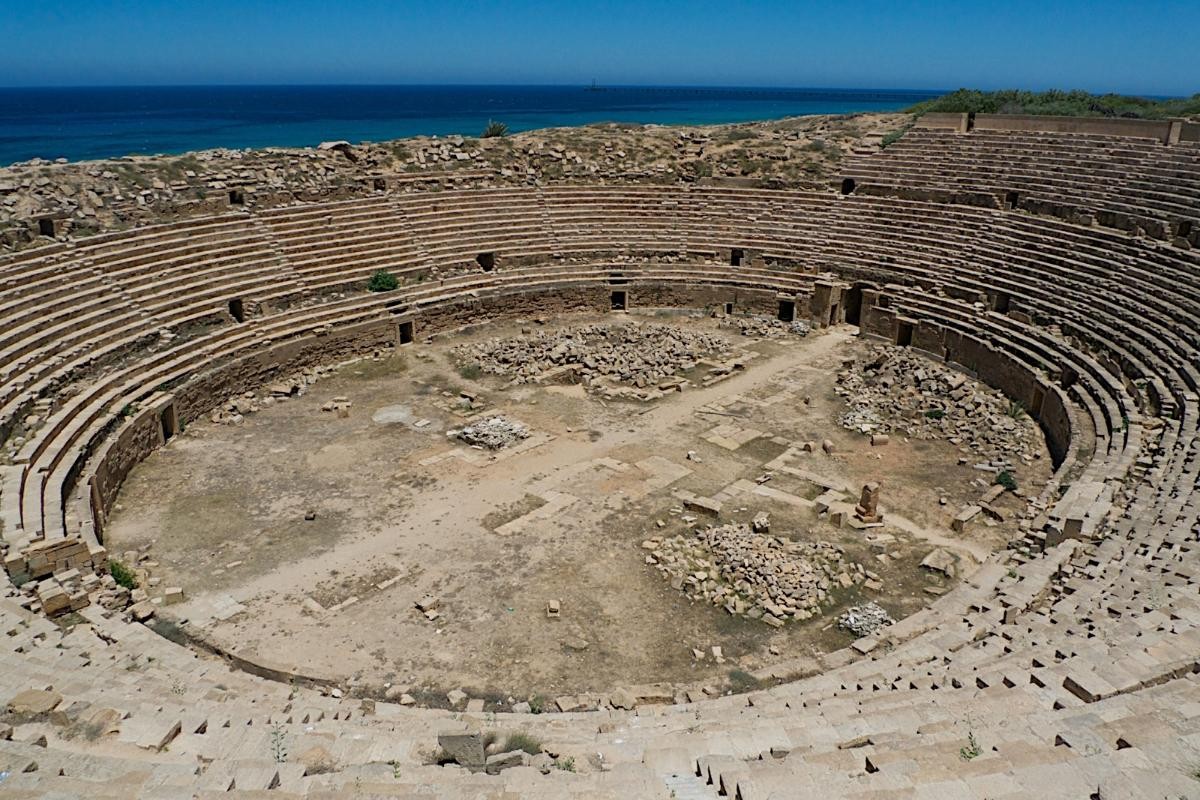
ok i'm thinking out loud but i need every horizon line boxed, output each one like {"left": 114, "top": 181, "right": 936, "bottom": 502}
{"left": 0, "top": 81, "right": 951, "bottom": 92}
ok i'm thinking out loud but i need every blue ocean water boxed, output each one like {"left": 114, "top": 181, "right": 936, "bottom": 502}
{"left": 0, "top": 85, "right": 941, "bottom": 165}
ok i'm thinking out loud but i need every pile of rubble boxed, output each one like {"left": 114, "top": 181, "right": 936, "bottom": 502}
{"left": 450, "top": 416, "right": 530, "bottom": 450}
{"left": 837, "top": 601, "right": 895, "bottom": 638}
{"left": 453, "top": 322, "right": 731, "bottom": 392}
{"left": 835, "top": 345, "right": 1042, "bottom": 464}
{"left": 643, "top": 522, "right": 864, "bottom": 627}
{"left": 2, "top": 536, "right": 181, "bottom": 622}
{"left": 208, "top": 365, "right": 338, "bottom": 425}
{"left": 720, "top": 315, "right": 811, "bottom": 338}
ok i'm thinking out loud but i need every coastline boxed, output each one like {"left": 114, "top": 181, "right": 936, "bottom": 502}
{"left": 0, "top": 84, "right": 937, "bottom": 165}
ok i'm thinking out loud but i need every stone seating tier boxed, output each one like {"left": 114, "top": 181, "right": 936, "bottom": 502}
{"left": 0, "top": 162, "right": 1198, "bottom": 797}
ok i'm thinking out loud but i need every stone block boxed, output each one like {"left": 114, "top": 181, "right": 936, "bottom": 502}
{"left": 6, "top": 689, "right": 63, "bottom": 716}
{"left": 437, "top": 731, "right": 485, "bottom": 767}
{"left": 485, "top": 750, "right": 528, "bottom": 774}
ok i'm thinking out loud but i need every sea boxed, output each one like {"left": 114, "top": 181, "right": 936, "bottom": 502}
{"left": 0, "top": 85, "right": 942, "bottom": 166}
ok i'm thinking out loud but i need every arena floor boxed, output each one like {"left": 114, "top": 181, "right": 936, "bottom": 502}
{"left": 104, "top": 312, "right": 1049, "bottom": 705}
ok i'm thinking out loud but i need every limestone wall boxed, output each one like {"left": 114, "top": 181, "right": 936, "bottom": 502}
{"left": 972, "top": 114, "right": 1173, "bottom": 141}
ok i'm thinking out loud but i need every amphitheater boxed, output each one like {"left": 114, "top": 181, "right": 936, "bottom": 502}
{"left": 1, "top": 111, "right": 1199, "bottom": 798}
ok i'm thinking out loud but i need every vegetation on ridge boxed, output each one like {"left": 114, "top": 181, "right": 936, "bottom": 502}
{"left": 908, "top": 88, "right": 1200, "bottom": 120}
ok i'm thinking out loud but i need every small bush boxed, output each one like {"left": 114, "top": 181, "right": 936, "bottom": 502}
{"left": 109, "top": 560, "right": 138, "bottom": 590}
{"left": 924, "top": 409, "right": 945, "bottom": 420}
{"left": 527, "top": 694, "right": 548, "bottom": 714}
{"left": 1005, "top": 400, "right": 1027, "bottom": 420}
{"left": 959, "top": 730, "right": 982, "bottom": 761}
{"left": 553, "top": 756, "right": 576, "bottom": 772}
{"left": 457, "top": 363, "right": 482, "bottom": 380}
{"left": 995, "top": 470, "right": 1018, "bottom": 492}
{"left": 270, "top": 723, "right": 288, "bottom": 763}
{"left": 367, "top": 269, "right": 399, "bottom": 292}
{"left": 481, "top": 120, "right": 509, "bottom": 138}
{"left": 504, "top": 732, "right": 543, "bottom": 755}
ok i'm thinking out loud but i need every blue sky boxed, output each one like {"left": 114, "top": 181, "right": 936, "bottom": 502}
{"left": 2, "top": 0, "right": 1196, "bottom": 95}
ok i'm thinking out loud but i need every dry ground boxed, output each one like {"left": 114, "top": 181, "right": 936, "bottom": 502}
{"left": 104, "top": 311, "right": 1051, "bottom": 706}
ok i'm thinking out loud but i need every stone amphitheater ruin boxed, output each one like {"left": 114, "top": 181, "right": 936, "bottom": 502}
{"left": 1, "top": 111, "right": 1199, "bottom": 798}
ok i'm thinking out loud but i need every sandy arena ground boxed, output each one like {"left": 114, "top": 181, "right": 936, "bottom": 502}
{"left": 104, "top": 311, "right": 1051, "bottom": 707}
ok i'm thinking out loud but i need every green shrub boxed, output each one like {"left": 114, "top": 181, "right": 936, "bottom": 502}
{"left": 995, "top": 470, "right": 1018, "bottom": 492}
{"left": 503, "top": 732, "right": 543, "bottom": 755}
{"left": 553, "top": 756, "right": 576, "bottom": 772}
{"left": 457, "top": 363, "right": 482, "bottom": 380}
{"left": 527, "top": 694, "right": 548, "bottom": 714}
{"left": 109, "top": 560, "right": 138, "bottom": 590}
{"left": 924, "top": 409, "right": 945, "bottom": 420}
{"left": 367, "top": 269, "right": 399, "bottom": 292}
{"left": 908, "top": 88, "right": 1200, "bottom": 120}
{"left": 481, "top": 120, "right": 509, "bottom": 138}
{"left": 959, "top": 729, "right": 982, "bottom": 761}
{"left": 1005, "top": 401, "right": 1027, "bottom": 420}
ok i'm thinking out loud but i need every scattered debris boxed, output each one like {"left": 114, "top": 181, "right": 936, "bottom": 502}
{"left": 838, "top": 601, "right": 895, "bottom": 637}
{"left": 450, "top": 416, "right": 530, "bottom": 449}
{"left": 835, "top": 345, "right": 1039, "bottom": 467}
{"left": 645, "top": 522, "right": 864, "bottom": 626}
{"left": 720, "top": 315, "right": 810, "bottom": 338}
{"left": 452, "top": 322, "right": 731, "bottom": 397}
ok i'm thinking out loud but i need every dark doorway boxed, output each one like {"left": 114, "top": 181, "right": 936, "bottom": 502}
{"left": 398, "top": 321, "right": 414, "bottom": 345}
{"left": 992, "top": 291, "right": 1011, "bottom": 313}
{"left": 228, "top": 298, "right": 245, "bottom": 323}
{"left": 730, "top": 248, "right": 745, "bottom": 267}
{"left": 1030, "top": 387, "right": 1046, "bottom": 418}
{"left": 37, "top": 219, "right": 55, "bottom": 237}
{"left": 845, "top": 286, "right": 864, "bottom": 325}
{"left": 228, "top": 189, "right": 245, "bottom": 206}
{"left": 1005, "top": 191, "right": 1020, "bottom": 210}
{"left": 777, "top": 299, "right": 795, "bottom": 322}
{"left": 1179, "top": 220, "right": 1194, "bottom": 238}
{"left": 160, "top": 404, "right": 178, "bottom": 441}
{"left": 611, "top": 290, "right": 627, "bottom": 311}
{"left": 476, "top": 252, "right": 496, "bottom": 272}
{"left": 840, "top": 178, "right": 856, "bottom": 196}
{"left": 724, "top": 302, "right": 734, "bottom": 315}
{"left": 896, "top": 321, "right": 914, "bottom": 347}
{"left": 1061, "top": 367, "right": 1078, "bottom": 390}
{"left": 828, "top": 302, "right": 840, "bottom": 327}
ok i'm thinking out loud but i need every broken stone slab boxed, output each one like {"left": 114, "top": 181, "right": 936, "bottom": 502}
{"left": 920, "top": 548, "right": 958, "bottom": 578}
{"left": 485, "top": 750, "right": 529, "bottom": 774}
{"left": 555, "top": 695, "right": 583, "bottom": 712}
{"left": 683, "top": 495, "right": 722, "bottom": 517}
{"left": 446, "top": 688, "right": 468, "bottom": 708}
{"left": 438, "top": 731, "right": 485, "bottom": 767}
{"left": 6, "top": 689, "right": 62, "bottom": 717}
{"left": 608, "top": 687, "right": 638, "bottom": 710}
{"left": 951, "top": 505, "right": 982, "bottom": 532}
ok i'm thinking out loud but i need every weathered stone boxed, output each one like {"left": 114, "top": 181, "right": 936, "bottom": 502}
{"left": 437, "top": 732, "right": 485, "bottom": 767}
